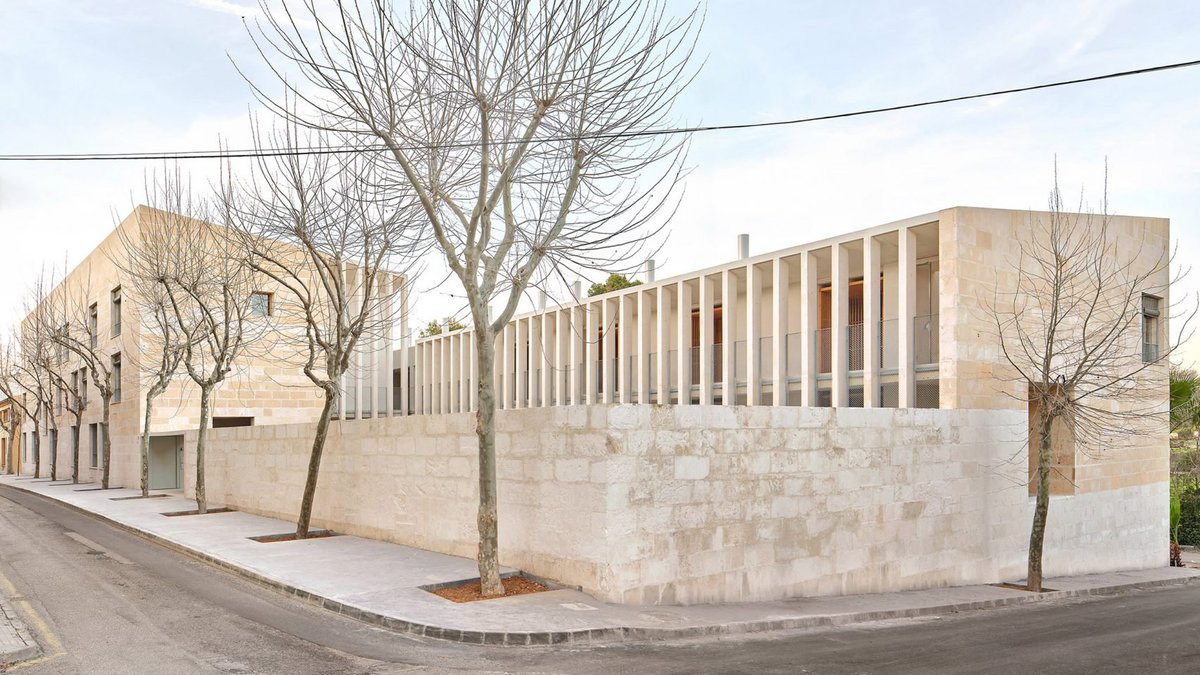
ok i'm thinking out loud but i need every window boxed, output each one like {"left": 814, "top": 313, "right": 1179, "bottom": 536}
{"left": 89, "top": 423, "right": 98, "bottom": 468}
{"left": 1142, "top": 295, "right": 1161, "bottom": 363}
{"left": 111, "top": 354, "right": 122, "bottom": 403}
{"left": 110, "top": 287, "right": 122, "bottom": 337}
{"left": 58, "top": 324, "right": 69, "bottom": 364}
{"left": 79, "top": 368, "right": 88, "bottom": 409}
{"left": 249, "top": 292, "right": 272, "bottom": 317}
{"left": 89, "top": 303, "right": 98, "bottom": 348}
{"left": 70, "top": 371, "right": 78, "bottom": 410}
{"left": 56, "top": 384, "right": 64, "bottom": 414}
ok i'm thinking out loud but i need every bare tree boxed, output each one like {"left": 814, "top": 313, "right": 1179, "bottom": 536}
{"left": 152, "top": 204, "right": 260, "bottom": 515}
{"left": 225, "top": 124, "right": 421, "bottom": 538}
{"left": 991, "top": 174, "right": 1193, "bottom": 591}
{"left": 42, "top": 362, "right": 84, "bottom": 484}
{"left": 0, "top": 341, "right": 39, "bottom": 477}
{"left": 114, "top": 178, "right": 202, "bottom": 498}
{"left": 50, "top": 266, "right": 120, "bottom": 489}
{"left": 246, "top": 0, "right": 698, "bottom": 595}
{"left": 13, "top": 270, "right": 68, "bottom": 481}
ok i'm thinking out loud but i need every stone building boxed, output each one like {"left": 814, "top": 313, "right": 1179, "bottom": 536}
{"left": 17, "top": 204, "right": 1171, "bottom": 605}
{"left": 15, "top": 206, "right": 401, "bottom": 489}
{"left": 196, "top": 205, "right": 1170, "bottom": 604}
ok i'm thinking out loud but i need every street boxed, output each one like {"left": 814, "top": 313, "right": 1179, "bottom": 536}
{"left": 0, "top": 483, "right": 1196, "bottom": 674}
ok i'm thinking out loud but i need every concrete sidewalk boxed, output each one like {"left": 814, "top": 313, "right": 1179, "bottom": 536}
{"left": 0, "top": 599, "right": 39, "bottom": 666}
{"left": 3, "top": 474, "right": 1197, "bottom": 646}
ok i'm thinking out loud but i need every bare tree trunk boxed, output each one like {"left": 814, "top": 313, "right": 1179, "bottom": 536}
{"left": 1027, "top": 416, "right": 1054, "bottom": 592}
{"left": 49, "top": 427, "right": 57, "bottom": 481}
{"left": 32, "top": 422, "right": 40, "bottom": 478}
{"left": 473, "top": 326, "right": 503, "bottom": 597}
{"left": 295, "top": 391, "right": 336, "bottom": 539}
{"left": 101, "top": 396, "right": 111, "bottom": 489}
{"left": 195, "top": 385, "right": 212, "bottom": 514}
{"left": 141, "top": 391, "right": 155, "bottom": 497}
{"left": 71, "top": 425, "right": 79, "bottom": 484}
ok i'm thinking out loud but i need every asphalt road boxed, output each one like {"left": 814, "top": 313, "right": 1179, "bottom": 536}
{"left": 0, "top": 483, "right": 1197, "bottom": 674}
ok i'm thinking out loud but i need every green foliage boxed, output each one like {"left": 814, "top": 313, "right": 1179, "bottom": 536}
{"left": 1172, "top": 448, "right": 1200, "bottom": 546}
{"left": 1171, "top": 490, "right": 1182, "bottom": 544}
{"left": 418, "top": 317, "right": 467, "bottom": 338}
{"left": 587, "top": 273, "right": 642, "bottom": 297}
{"left": 1170, "top": 367, "right": 1200, "bottom": 434}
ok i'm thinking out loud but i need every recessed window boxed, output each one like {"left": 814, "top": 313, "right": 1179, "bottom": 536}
{"left": 110, "top": 288, "right": 122, "bottom": 338}
{"left": 88, "top": 303, "right": 98, "bottom": 348}
{"left": 111, "top": 353, "right": 122, "bottom": 403}
{"left": 1142, "top": 295, "right": 1160, "bottom": 363}
{"left": 89, "top": 423, "right": 98, "bottom": 468}
{"left": 249, "top": 292, "right": 272, "bottom": 317}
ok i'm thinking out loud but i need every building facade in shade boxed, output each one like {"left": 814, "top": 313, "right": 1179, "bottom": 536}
{"left": 15, "top": 206, "right": 403, "bottom": 489}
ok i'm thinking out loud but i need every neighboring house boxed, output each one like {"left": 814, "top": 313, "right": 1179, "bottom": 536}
{"left": 0, "top": 397, "right": 22, "bottom": 475}
{"left": 15, "top": 206, "right": 401, "bottom": 490}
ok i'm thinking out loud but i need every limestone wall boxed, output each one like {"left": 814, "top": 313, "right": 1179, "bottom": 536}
{"left": 191, "top": 403, "right": 1166, "bottom": 605}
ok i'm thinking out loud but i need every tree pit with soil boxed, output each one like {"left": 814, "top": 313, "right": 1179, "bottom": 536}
{"left": 161, "top": 507, "right": 236, "bottom": 517}
{"left": 995, "top": 582, "right": 1058, "bottom": 593}
{"left": 430, "top": 576, "right": 549, "bottom": 603}
{"left": 249, "top": 530, "right": 339, "bottom": 543}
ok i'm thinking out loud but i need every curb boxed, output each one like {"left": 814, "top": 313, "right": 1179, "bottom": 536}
{"left": 5, "top": 481, "right": 1199, "bottom": 646}
{"left": 0, "top": 600, "right": 41, "bottom": 666}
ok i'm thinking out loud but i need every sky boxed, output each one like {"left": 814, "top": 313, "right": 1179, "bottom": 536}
{"left": 1, "top": 0, "right": 1198, "bottom": 365}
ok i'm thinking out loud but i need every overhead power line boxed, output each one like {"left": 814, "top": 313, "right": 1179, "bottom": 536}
{"left": 2, "top": 57, "right": 1198, "bottom": 162}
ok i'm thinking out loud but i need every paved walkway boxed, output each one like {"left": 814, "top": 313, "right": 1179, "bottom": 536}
{"left": 3, "top": 474, "right": 1197, "bottom": 645}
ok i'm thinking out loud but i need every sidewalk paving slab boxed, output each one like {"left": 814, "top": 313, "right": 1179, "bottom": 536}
{"left": 4, "top": 474, "right": 1198, "bottom": 645}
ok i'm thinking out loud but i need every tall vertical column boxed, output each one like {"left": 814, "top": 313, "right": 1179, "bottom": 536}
{"left": 501, "top": 322, "right": 513, "bottom": 410}
{"left": 655, "top": 285, "right": 669, "bottom": 404}
{"left": 555, "top": 310, "right": 567, "bottom": 406}
{"left": 898, "top": 226, "right": 917, "bottom": 407}
{"left": 800, "top": 251, "right": 818, "bottom": 407}
{"left": 698, "top": 274, "right": 714, "bottom": 405}
{"left": 569, "top": 306, "right": 582, "bottom": 405}
{"left": 398, "top": 278, "right": 409, "bottom": 416}
{"left": 637, "top": 289, "right": 651, "bottom": 404}
{"left": 863, "top": 235, "right": 881, "bottom": 407}
{"left": 426, "top": 339, "right": 435, "bottom": 413}
{"left": 383, "top": 274, "right": 395, "bottom": 417}
{"left": 468, "top": 329, "right": 478, "bottom": 413}
{"left": 831, "top": 243, "right": 849, "bottom": 407}
{"left": 449, "top": 332, "right": 460, "bottom": 413}
{"left": 441, "top": 335, "right": 450, "bottom": 414}
{"left": 353, "top": 267, "right": 366, "bottom": 418}
{"left": 585, "top": 303, "right": 599, "bottom": 404}
{"left": 539, "top": 313, "right": 551, "bottom": 407}
{"left": 746, "top": 262, "right": 762, "bottom": 406}
{"left": 772, "top": 257, "right": 790, "bottom": 407}
{"left": 721, "top": 269, "right": 736, "bottom": 405}
{"left": 619, "top": 294, "right": 633, "bottom": 404}
{"left": 515, "top": 318, "right": 528, "bottom": 409}
{"left": 677, "top": 279, "right": 693, "bottom": 404}
{"left": 602, "top": 298, "right": 616, "bottom": 404}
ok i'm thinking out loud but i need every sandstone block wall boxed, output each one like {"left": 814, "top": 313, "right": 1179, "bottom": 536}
{"left": 190, "top": 404, "right": 1166, "bottom": 605}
